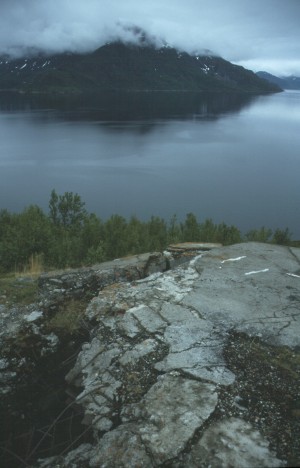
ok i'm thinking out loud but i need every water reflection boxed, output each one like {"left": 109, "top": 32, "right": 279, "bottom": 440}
{"left": 0, "top": 91, "right": 257, "bottom": 128}
{"left": 0, "top": 91, "right": 299, "bottom": 238}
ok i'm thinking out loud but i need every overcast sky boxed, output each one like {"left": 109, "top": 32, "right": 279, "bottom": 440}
{"left": 1, "top": 0, "right": 300, "bottom": 76}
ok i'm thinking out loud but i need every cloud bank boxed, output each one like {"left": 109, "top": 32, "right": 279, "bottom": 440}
{"left": 1, "top": 0, "right": 300, "bottom": 75}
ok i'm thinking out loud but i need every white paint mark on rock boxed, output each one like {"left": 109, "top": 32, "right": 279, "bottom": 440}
{"left": 286, "top": 272, "right": 300, "bottom": 278}
{"left": 245, "top": 269, "right": 269, "bottom": 276}
{"left": 221, "top": 256, "right": 247, "bottom": 263}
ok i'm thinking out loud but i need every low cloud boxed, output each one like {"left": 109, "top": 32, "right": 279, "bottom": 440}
{"left": 1, "top": 0, "right": 300, "bottom": 76}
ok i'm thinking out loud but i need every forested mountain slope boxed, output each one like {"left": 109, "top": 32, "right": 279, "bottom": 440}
{"left": 0, "top": 42, "right": 281, "bottom": 94}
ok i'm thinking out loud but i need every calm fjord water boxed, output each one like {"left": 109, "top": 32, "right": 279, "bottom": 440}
{"left": 0, "top": 91, "right": 299, "bottom": 238}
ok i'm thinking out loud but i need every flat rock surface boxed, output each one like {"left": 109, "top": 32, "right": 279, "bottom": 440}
{"left": 39, "top": 243, "right": 300, "bottom": 467}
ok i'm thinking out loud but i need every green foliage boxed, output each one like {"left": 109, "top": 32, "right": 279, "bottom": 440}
{"left": 0, "top": 275, "right": 38, "bottom": 306}
{"left": 168, "top": 215, "right": 182, "bottom": 244}
{"left": 0, "top": 205, "right": 51, "bottom": 272}
{"left": 272, "top": 228, "right": 292, "bottom": 245}
{"left": 85, "top": 242, "right": 106, "bottom": 266}
{"left": 182, "top": 213, "right": 200, "bottom": 241}
{"left": 215, "top": 222, "right": 242, "bottom": 245}
{"left": 49, "top": 189, "right": 87, "bottom": 229}
{"left": 126, "top": 216, "right": 148, "bottom": 254}
{"left": 45, "top": 299, "right": 88, "bottom": 335}
{"left": 147, "top": 216, "right": 168, "bottom": 251}
{"left": 104, "top": 214, "right": 128, "bottom": 259}
{"left": 0, "top": 190, "right": 295, "bottom": 274}
{"left": 245, "top": 227, "right": 273, "bottom": 243}
{"left": 198, "top": 218, "right": 217, "bottom": 242}
{"left": 181, "top": 215, "right": 242, "bottom": 245}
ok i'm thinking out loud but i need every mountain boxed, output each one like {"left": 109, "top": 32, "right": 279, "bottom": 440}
{"left": 257, "top": 71, "right": 300, "bottom": 90}
{"left": 0, "top": 42, "right": 281, "bottom": 94}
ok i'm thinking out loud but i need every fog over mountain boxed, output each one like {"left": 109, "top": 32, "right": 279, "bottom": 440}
{"left": 1, "top": 0, "right": 300, "bottom": 76}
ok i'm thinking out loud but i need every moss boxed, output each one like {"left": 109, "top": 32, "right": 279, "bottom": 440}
{"left": 45, "top": 298, "right": 88, "bottom": 335}
{"left": 242, "top": 337, "right": 300, "bottom": 381}
{"left": 223, "top": 332, "right": 300, "bottom": 466}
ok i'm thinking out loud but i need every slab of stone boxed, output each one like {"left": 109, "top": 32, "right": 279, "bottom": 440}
{"left": 185, "top": 417, "right": 285, "bottom": 467}
{"left": 119, "top": 339, "right": 158, "bottom": 366}
{"left": 182, "top": 243, "right": 300, "bottom": 347}
{"left": 89, "top": 424, "right": 153, "bottom": 468}
{"left": 138, "top": 375, "right": 218, "bottom": 464}
{"left": 158, "top": 302, "right": 200, "bottom": 324}
{"left": 154, "top": 321, "right": 235, "bottom": 385}
{"left": 117, "top": 309, "right": 141, "bottom": 338}
{"left": 35, "top": 242, "right": 300, "bottom": 467}
{"left": 155, "top": 346, "right": 235, "bottom": 385}
{"left": 65, "top": 338, "right": 121, "bottom": 387}
{"left": 129, "top": 304, "right": 167, "bottom": 333}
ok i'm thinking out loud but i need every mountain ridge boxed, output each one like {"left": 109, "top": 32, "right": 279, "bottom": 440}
{"left": 257, "top": 71, "right": 300, "bottom": 90}
{"left": 0, "top": 41, "right": 281, "bottom": 94}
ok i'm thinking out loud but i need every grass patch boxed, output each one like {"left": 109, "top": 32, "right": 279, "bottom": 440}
{"left": 21, "top": 253, "right": 44, "bottom": 276}
{"left": 244, "top": 338, "right": 300, "bottom": 382}
{"left": 0, "top": 274, "right": 38, "bottom": 306}
{"left": 45, "top": 299, "right": 88, "bottom": 335}
{"left": 0, "top": 255, "right": 44, "bottom": 306}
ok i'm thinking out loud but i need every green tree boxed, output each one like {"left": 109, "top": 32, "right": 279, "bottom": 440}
{"left": 199, "top": 218, "right": 217, "bottom": 242}
{"left": 182, "top": 213, "right": 200, "bottom": 241}
{"left": 49, "top": 189, "right": 59, "bottom": 225}
{"left": 18, "top": 205, "right": 51, "bottom": 256}
{"left": 81, "top": 213, "right": 106, "bottom": 265}
{"left": 49, "top": 189, "right": 87, "bottom": 229}
{"left": 245, "top": 227, "right": 272, "bottom": 243}
{"left": 167, "top": 214, "right": 182, "bottom": 244}
{"left": 104, "top": 215, "right": 128, "bottom": 259}
{"left": 47, "top": 190, "right": 88, "bottom": 267}
{"left": 85, "top": 242, "right": 106, "bottom": 265}
{"left": 147, "top": 216, "right": 168, "bottom": 251}
{"left": 0, "top": 209, "right": 19, "bottom": 271}
{"left": 215, "top": 222, "right": 241, "bottom": 245}
{"left": 126, "top": 216, "right": 148, "bottom": 254}
{"left": 0, "top": 206, "right": 51, "bottom": 271}
{"left": 272, "top": 228, "right": 291, "bottom": 245}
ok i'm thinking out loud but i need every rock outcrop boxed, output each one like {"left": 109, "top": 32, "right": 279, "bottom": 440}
{"left": 1, "top": 243, "right": 300, "bottom": 467}
{"left": 40, "top": 242, "right": 300, "bottom": 467}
